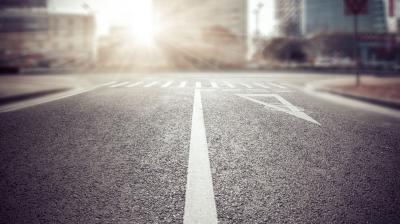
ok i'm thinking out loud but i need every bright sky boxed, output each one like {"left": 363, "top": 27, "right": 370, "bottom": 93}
{"left": 49, "top": 0, "right": 276, "bottom": 36}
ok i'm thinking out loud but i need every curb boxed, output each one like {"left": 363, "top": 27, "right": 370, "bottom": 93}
{"left": 319, "top": 88, "right": 400, "bottom": 111}
{"left": 305, "top": 79, "right": 400, "bottom": 111}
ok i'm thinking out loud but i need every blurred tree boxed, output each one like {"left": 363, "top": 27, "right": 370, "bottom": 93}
{"left": 262, "top": 37, "right": 308, "bottom": 63}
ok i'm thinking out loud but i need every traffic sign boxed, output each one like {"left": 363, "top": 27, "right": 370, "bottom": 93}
{"left": 344, "top": 0, "right": 368, "bottom": 15}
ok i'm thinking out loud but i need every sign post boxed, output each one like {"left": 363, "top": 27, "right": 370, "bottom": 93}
{"left": 344, "top": 0, "right": 368, "bottom": 86}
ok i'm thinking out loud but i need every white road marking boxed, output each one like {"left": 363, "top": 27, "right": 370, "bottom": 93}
{"left": 127, "top": 81, "right": 143, "bottom": 87}
{"left": 162, "top": 81, "right": 174, "bottom": 88}
{"left": 196, "top": 82, "right": 202, "bottom": 89}
{"left": 211, "top": 81, "right": 219, "bottom": 88}
{"left": 0, "top": 85, "right": 103, "bottom": 113}
{"left": 236, "top": 94, "right": 320, "bottom": 125}
{"left": 179, "top": 81, "right": 187, "bottom": 88}
{"left": 268, "top": 83, "right": 287, "bottom": 89}
{"left": 253, "top": 83, "right": 271, "bottom": 89}
{"left": 102, "top": 81, "right": 117, "bottom": 86}
{"left": 110, "top": 82, "right": 130, "bottom": 88}
{"left": 239, "top": 83, "right": 253, "bottom": 89}
{"left": 184, "top": 89, "right": 218, "bottom": 224}
{"left": 144, "top": 81, "right": 158, "bottom": 88}
{"left": 223, "top": 81, "right": 235, "bottom": 88}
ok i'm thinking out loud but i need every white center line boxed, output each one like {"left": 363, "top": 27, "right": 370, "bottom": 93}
{"left": 110, "top": 82, "right": 130, "bottom": 88}
{"left": 162, "top": 81, "right": 174, "bottom": 88}
{"left": 144, "top": 81, "right": 158, "bottom": 88}
{"left": 127, "top": 81, "right": 143, "bottom": 87}
{"left": 184, "top": 89, "right": 218, "bottom": 224}
{"left": 179, "top": 81, "right": 187, "bottom": 88}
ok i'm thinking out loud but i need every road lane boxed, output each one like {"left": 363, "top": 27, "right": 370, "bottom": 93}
{"left": 201, "top": 87, "right": 400, "bottom": 223}
{"left": 0, "top": 73, "right": 399, "bottom": 223}
{"left": 0, "top": 87, "right": 193, "bottom": 223}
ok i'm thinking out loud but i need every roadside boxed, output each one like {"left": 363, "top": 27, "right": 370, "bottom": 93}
{"left": 306, "top": 76, "right": 400, "bottom": 112}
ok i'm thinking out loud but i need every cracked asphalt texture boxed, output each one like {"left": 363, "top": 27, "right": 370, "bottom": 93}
{"left": 0, "top": 73, "right": 399, "bottom": 223}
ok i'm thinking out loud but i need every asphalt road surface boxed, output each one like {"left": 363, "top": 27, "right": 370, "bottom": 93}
{"left": 0, "top": 73, "right": 399, "bottom": 223}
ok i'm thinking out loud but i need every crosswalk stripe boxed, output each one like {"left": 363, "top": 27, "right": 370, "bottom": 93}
{"left": 196, "top": 82, "right": 202, "bottom": 88}
{"left": 223, "top": 81, "right": 235, "bottom": 88}
{"left": 253, "top": 83, "right": 271, "bottom": 89}
{"left": 144, "top": 81, "right": 158, "bottom": 88}
{"left": 268, "top": 83, "right": 287, "bottom": 89}
{"left": 210, "top": 81, "right": 219, "bottom": 88}
{"left": 179, "top": 81, "right": 187, "bottom": 88}
{"left": 162, "top": 81, "right": 174, "bottom": 88}
{"left": 126, "top": 81, "right": 143, "bottom": 87}
{"left": 110, "top": 82, "right": 130, "bottom": 88}
{"left": 239, "top": 83, "right": 253, "bottom": 89}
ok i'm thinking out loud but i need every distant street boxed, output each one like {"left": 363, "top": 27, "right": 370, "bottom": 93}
{"left": 0, "top": 72, "right": 399, "bottom": 223}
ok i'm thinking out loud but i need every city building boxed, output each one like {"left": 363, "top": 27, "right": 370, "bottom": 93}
{"left": 302, "top": 0, "right": 398, "bottom": 68}
{"left": 154, "top": 0, "right": 248, "bottom": 67}
{"left": 0, "top": 9, "right": 97, "bottom": 69}
{"left": 302, "top": 0, "right": 388, "bottom": 35}
{"left": 275, "top": 0, "right": 302, "bottom": 37}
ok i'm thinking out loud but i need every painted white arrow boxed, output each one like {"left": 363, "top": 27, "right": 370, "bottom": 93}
{"left": 236, "top": 94, "right": 321, "bottom": 125}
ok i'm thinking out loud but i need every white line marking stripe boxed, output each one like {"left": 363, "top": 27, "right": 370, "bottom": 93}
{"left": 268, "top": 83, "right": 287, "bottom": 89}
{"left": 127, "top": 81, "right": 143, "bottom": 87}
{"left": 144, "top": 81, "right": 158, "bottom": 87}
{"left": 211, "top": 81, "right": 219, "bottom": 88}
{"left": 223, "top": 81, "right": 235, "bottom": 88}
{"left": 162, "top": 81, "right": 174, "bottom": 88}
{"left": 239, "top": 83, "right": 253, "bottom": 89}
{"left": 179, "top": 81, "right": 187, "bottom": 88}
{"left": 196, "top": 82, "right": 202, "bottom": 89}
{"left": 184, "top": 89, "right": 218, "bottom": 224}
{"left": 110, "top": 82, "right": 130, "bottom": 88}
{"left": 253, "top": 83, "right": 271, "bottom": 89}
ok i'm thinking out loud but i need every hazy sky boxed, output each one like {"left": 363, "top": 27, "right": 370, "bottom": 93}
{"left": 49, "top": 0, "right": 276, "bottom": 36}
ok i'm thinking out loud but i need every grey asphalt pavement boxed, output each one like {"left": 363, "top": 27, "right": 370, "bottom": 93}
{"left": 0, "top": 72, "right": 399, "bottom": 223}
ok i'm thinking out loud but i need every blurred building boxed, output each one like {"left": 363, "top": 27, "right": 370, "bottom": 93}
{"left": 0, "top": 0, "right": 47, "bottom": 9}
{"left": 302, "top": 0, "right": 388, "bottom": 35}
{"left": 0, "top": 9, "right": 96, "bottom": 69}
{"left": 154, "top": 0, "right": 248, "bottom": 68}
{"left": 302, "top": 0, "right": 399, "bottom": 68}
{"left": 275, "top": 0, "right": 302, "bottom": 37}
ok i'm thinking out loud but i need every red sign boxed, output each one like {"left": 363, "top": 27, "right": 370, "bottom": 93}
{"left": 344, "top": 0, "right": 368, "bottom": 15}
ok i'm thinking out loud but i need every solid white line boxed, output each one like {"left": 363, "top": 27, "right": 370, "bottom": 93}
{"left": 179, "top": 81, "right": 187, "bottom": 88}
{"left": 110, "top": 82, "right": 130, "bottom": 88}
{"left": 126, "top": 81, "right": 143, "bottom": 87}
{"left": 253, "top": 83, "right": 271, "bottom": 89}
{"left": 184, "top": 89, "right": 218, "bottom": 224}
{"left": 162, "top": 81, "right": 174, "bottom": 88}
{"left": 268, "top": 83, "right": 287, "bottom": 89}
{"left": 210, "top": 81, "right": 219, "bottom": 88}
{"left": 196, "top": 82, "right": 202, "bottom": 89}
{"left": 223, "top": 81, "right": 235, "bottom": 88}
{"left": 144, "top": 81, "right": 158, "bottom": 88}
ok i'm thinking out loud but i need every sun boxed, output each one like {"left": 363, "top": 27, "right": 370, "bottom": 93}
{"left": 101, "top": 0, "right": 157, "bottom": 46}
{"left": 126, "top": 1, "right": 156, "bottom": 46}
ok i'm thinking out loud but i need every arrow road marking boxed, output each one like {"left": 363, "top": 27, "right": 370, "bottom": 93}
{"left": 184, "top": 89, "right": 218, "bottom": 224}
{"left": 236, "top": 94, "right": 320, "bottom": 125}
